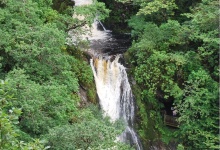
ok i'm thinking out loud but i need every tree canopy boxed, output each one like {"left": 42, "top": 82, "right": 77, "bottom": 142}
{"left": 0, "top": 0, "right": 133, "bottom": 149}
{"left": 0, "top": 0, "right": 219, "bottom": 149}
{"left": 108, "top": 0, "right": 219, "bottom": 149}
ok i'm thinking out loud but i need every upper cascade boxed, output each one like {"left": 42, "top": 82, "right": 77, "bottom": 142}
{"left": 71, "top": 0, "right": 110, "bottom": 49}
{"left": 74, "top": 0, "right": 93, "bottom": 6}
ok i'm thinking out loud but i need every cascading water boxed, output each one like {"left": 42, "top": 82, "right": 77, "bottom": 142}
{"left": 90, "top": 56, "right": 142, "bottom": 150}
{"left": 74, "top": 0, "right": 92, "bottom": 6}
{"left": 74, "top": 0, "right": 142, "bottom": 149}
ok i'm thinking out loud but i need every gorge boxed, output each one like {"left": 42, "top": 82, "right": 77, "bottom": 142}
{"left": 0, "top": 0, "right": 217, "bottom": 149}
{"left": 74, "top": 0, "right": 142, "bottom": 149}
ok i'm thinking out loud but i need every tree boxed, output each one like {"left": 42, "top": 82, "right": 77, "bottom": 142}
{"left": 183, "top": 0, "right": 219, "bottom": 80}
{"left": 116, "top": 0, "right": 177, "bottom": 24}
{"left": 128, "top": 20, "right": 186, "bottom": 99}
{"left": 45, "top": 106, "right": 134, "bottom": 150}
{"left": 121, "top": 0, "right": 219, "bottom": 148}
{"left": 0, "top": 80, "right": 46, "bottom": 150}
{"left": 175, "top": 69, "right": 219, "bottom": 149}
{"left": 0, "top": 0, "right": 117, "bottom": 149}
{"left": 5, "top": 69, "right": 78, "bottom": 137}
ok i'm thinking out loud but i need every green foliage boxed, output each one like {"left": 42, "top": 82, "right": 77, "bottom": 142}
{"left": 136, "top": 0, "right": 177, "bottom": 16}
{"left": 0, "top": 80, "right": 21, "bottom": 149}
{"left": 128, "top": 15, "right": 146, "bottom": 37}
{"left": 98, "top": 0, "right": 139, "bottom": 33}
{"left": 5, "top": 69, "right": 78, "bottom": 136}
{"left": 131, "top": 85, "right": 149, "bottom": 141}
{"left": 0, "top": 0, "right": 125, "bottom": 149}
{"left": 131, "top": 81, "right": 171, "bottom": 148}
{"left": 72, "top": 57, "right": 97, "bottom": 103}
{"left": 129, "top": 20, "right": 187, "bottom": 99}
{"left": 125, "top": 0, "right": 219, "bottom": 149}
{"left": 45, "top": 105, "right": 134, "bottom": 150}
{"left": 1, "top": 0, "right": 218, "bottom": 149}
{"left": 72, "top": 59, "right": 93, "bottom": 87}
{"left": 74, "top": 0, "right": 110, "bottom": 25}
{"left": 0, "top": 80, "right": 46, "bottom": 150}
{"left": 183, "top": 0, "right": 219, "bottom": 80}
{"left": 175, "top": 69, "right": 219, "bottom": 149}
{"left": 0, "top": 0, "right": 77, "bottom": 84}
{"left": 117, "top": 0, "right": 178, "bottom": 23}
{"left": 52, "top": 0, "right": 75, "bottom": 14}
{"left": 177, "top": 144, "right": 184, "bottom": 150}
{"left": 65, "top": 45, "right": 97, "bottom": 103}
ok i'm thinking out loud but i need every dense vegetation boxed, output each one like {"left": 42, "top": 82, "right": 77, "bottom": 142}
{"left": 0, "top": 0, "right": 132, "bottom": 149}
{"left": 1, "top": 0, "right": 219, "bottom": 150}
{"left": 106, "top": 0, "right": 218, "bottom": 149}
{"left": 96, "top": 0, "right": 139, "bottom": 33}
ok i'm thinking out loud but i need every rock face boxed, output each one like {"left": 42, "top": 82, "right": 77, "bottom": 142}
{"left": 78, "top": 85, "right": 88, "bottom": 107}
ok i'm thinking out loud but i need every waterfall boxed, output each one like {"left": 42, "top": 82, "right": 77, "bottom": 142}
{"left": 98, "top": 20, "right": 107, "bottom": 31}
{"left": 97, "top": 20, "right": 112, "bottom": 33}
{"left": 89, "top": 20, "right": 110, "bottom": 40}
{"left": 74, "top": 0, "right": 92, "bottom": 5}
{"left": 70, "top": 0, "right": 109, "bottom": 46}
{"left": 73, "top": 0, "right": 142, "bottom": 149}
{"left": 90, "top": 56, "right": 142, "bottom": 150}
{"left": 90, "top": 56, "right": 129, "bottom": 121}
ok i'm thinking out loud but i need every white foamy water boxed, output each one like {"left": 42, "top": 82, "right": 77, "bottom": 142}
{"left": 90, "top": 56, "right": 130, "bottom": 121}
{"left": 87, "top": 20, "right": 109, "bottom": 41}
{"left": 74, "top": 0, "right": 92, "bottom": 6}
{"left": 71, "top": 0, "right": 109, "bottom": 44}
{"left": 90, "top": 56, "right": 142, "bottom": 150}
